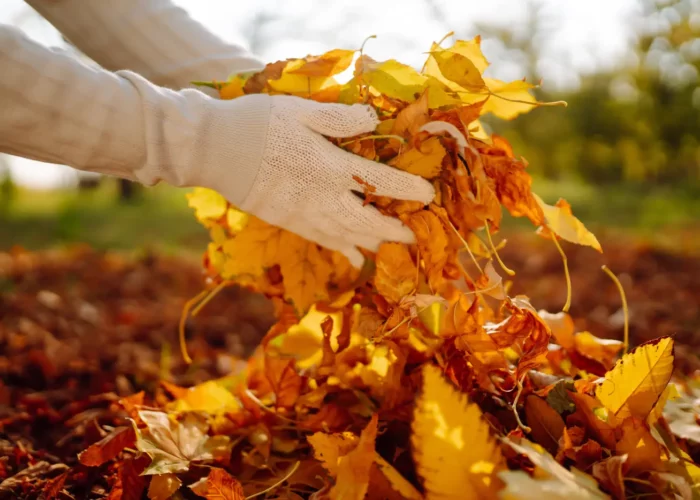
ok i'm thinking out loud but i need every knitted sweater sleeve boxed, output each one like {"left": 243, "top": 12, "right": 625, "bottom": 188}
{"left": 0, "top": 24, "right": 270, "bottom": 198}
{"left": 25, "top": 0, "right": 264, "bottom": 90}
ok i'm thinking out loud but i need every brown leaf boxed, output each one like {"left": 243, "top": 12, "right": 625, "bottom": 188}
{"left": 592, "top": 456, "right": 627, "bottom": 500}
{"left": 205, "top": 468, "right": 245, "bottom": 500}
{"left": 108, "top": 456, "right": 149, "bottom": 500}
{"left": 78, "top": 426, "right": 136, "bottom": 467}
{"left": 524, "top": 395, "right": 565, "bottom": 454}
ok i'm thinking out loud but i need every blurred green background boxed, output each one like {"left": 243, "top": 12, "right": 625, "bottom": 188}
{"left": 0, "top": 0, "right": 698, "bottom": 255}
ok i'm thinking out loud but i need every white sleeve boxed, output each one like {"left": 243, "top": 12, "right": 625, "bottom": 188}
{"left": 0, "top": 25, "right": 269, "bottom": 203}
{"left": 25, "top": 0, "right": 264, "bottom": 90}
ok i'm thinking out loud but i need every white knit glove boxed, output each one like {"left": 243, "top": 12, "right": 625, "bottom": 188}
{"left": 201, "top": 94, "right": 435, "bottom": 268}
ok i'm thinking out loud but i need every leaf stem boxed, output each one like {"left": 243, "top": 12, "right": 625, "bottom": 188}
{"left": 513, "top": 374, "right": 531, "bottom": 433}
{"left": 246, "top": 461, "right": 300, "bottom": 499}
{"left": 601, "top": 265, "right": 629, "bottom": 353}
{"left": 447, "top": 220, "right": 483, "bottom": 274}
{"left": 178, "top": 289, "right": 208, "bottom": 364}
{"left": 484, "top": 221, "right": 515, "bottom": 276}
{"left": 191, "top": 280, "right": 230, "bottom": 317}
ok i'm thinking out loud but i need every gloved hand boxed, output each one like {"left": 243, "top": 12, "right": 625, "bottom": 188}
{"left": 201, "top": 94, "right": 435, "bottom": 268}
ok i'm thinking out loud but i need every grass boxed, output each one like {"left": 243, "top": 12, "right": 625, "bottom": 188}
{"left": 0, "top": 181, "right": 208, "bottom": 257}
{"left": 1, "top": 177, "right": 698, "bottom": 256}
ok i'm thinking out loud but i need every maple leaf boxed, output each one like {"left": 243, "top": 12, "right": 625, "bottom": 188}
{"left": 595, "top": 337, "right": 675, "bottom": 421}
{"left": 374, "top": 243, "right": 417, "bottom": 303}
{"left": 78, "top": 425, "right": 136, "bottom": 467}
{"left": 499, "top": 439, "right": 609, "bottom": 500}
{"left": 412, "top": 365, "right": 504, "bottom": 499}
{"left": 147, "top": 473, "right": 182, "bottom": 500}
{"left": 134, "top": 411, "right": 232, "bottom": 475}
{"left": 221, "top": 217, "right": 334, "bottom": 312}
{"left": 533, "top": 194, "right": 602, "bottom": 252}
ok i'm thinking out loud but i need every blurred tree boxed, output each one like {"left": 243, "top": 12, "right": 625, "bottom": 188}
{"left": 490, "top": 0, "right": 700, "bottom": 185}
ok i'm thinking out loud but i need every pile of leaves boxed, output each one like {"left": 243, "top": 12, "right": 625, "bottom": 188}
{"left": 2, "top": 36, "right": 700, "bottom": 499}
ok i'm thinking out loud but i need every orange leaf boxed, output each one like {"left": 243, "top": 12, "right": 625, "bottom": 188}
{"left": 289, "top": 49, "right": 355, "bottom": 77}
{"left": 204, "top": 468, "right": 245, "bottom": 500}
{"left": 265, "top": 357, "right": 303, "bottom": 409}
{"left": 374, "top": 243, "right": 417, "bottom": 304}
{"left": 391, "top": 89, "right": 430, "bottom": 137}
{"left": 42, "top": 471, "right": 68, "bottom": 500}
{"left": 78, "top": 426, "right": 136, "bottom": 467}
{"left": 615, "top": 417, "right": 665, "bottom": 476}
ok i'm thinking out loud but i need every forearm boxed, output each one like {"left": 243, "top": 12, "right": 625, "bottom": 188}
{"left": 25, "top": 0, "right": 264, "bottom": 90}
{"left": 0, "top": 25, "right": 268, "bottom": 195}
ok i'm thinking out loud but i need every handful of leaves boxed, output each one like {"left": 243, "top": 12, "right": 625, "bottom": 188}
{"left": 82, "top": 36, "right": 700, "bottom": 499}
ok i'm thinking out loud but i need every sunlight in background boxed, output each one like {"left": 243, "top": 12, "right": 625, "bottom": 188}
{"left": 1, "top": 0, "right": 641, "bottom": 188}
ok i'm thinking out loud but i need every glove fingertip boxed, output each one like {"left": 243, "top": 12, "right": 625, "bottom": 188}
{"left": 342, "top": 247, "right": 365, "bottom": 269}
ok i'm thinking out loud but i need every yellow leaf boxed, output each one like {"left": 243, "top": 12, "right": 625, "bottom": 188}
{"left": 389, "top": 136, "right": 446, "bottom": 179}
{"left": 330, "top": 414, "right": 378, "bottom": 500}
{"left": 499, "top": 439, "right": 609, "bottom": 500}
{"left": 412, "top": 365, "right": 503, "bottom": 499}
{"left": 533, "top": 194, "right": 602, "bottom": 252}
{"left": 226, "top": 208, "right": 249, "bottom": 233}
{"left": 167, "top": 380, "right": 241, "bottom": 415}
{"left": 357, "top": 56, "right": 427, "bottom": 103}
{"left": 308, "top": 431, "right": 358, "bottom": 476}
{"left": 428, "top": 48, "right": 486, "bottom": 92}
{"left": 220, "top": 218, "right": 332, "bottom": 312}
{"left": 187, "top": 188, "right": 228, "bottom": 221}
{"left": 309, "top": 428, "right": 422, "bottom": 500}
{"left": 482, "top": 78, "right": 537, "bottom": 120}
{"left": 289, "top": 49, "right": 356, "bottom": 77}
{"left": 596, "top": 337, "right": 675, "bottom": 421}
{"left": 268, "top": 59, "right": 337, "bottom": 95}
{"left": 447, "top": 37, "right": 489, "bottom": 73}
{"left": 278, "top": 231, "right": 333, "bottom": 312}
{"left": 279, "top": 306, "right": 343, "bottom": 369}
{"left": 221, "top": 217, "right": 284, "bottom": 277}
{"left": 147, "top": 473, "right": 182, "bottom": 500}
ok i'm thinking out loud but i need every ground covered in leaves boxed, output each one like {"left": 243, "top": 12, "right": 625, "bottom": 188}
{"left": 4, "top": 38, "right": 700, "bottom": 500}
{"left": 0, "top": 240, "right": 698, "bottom": 499}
